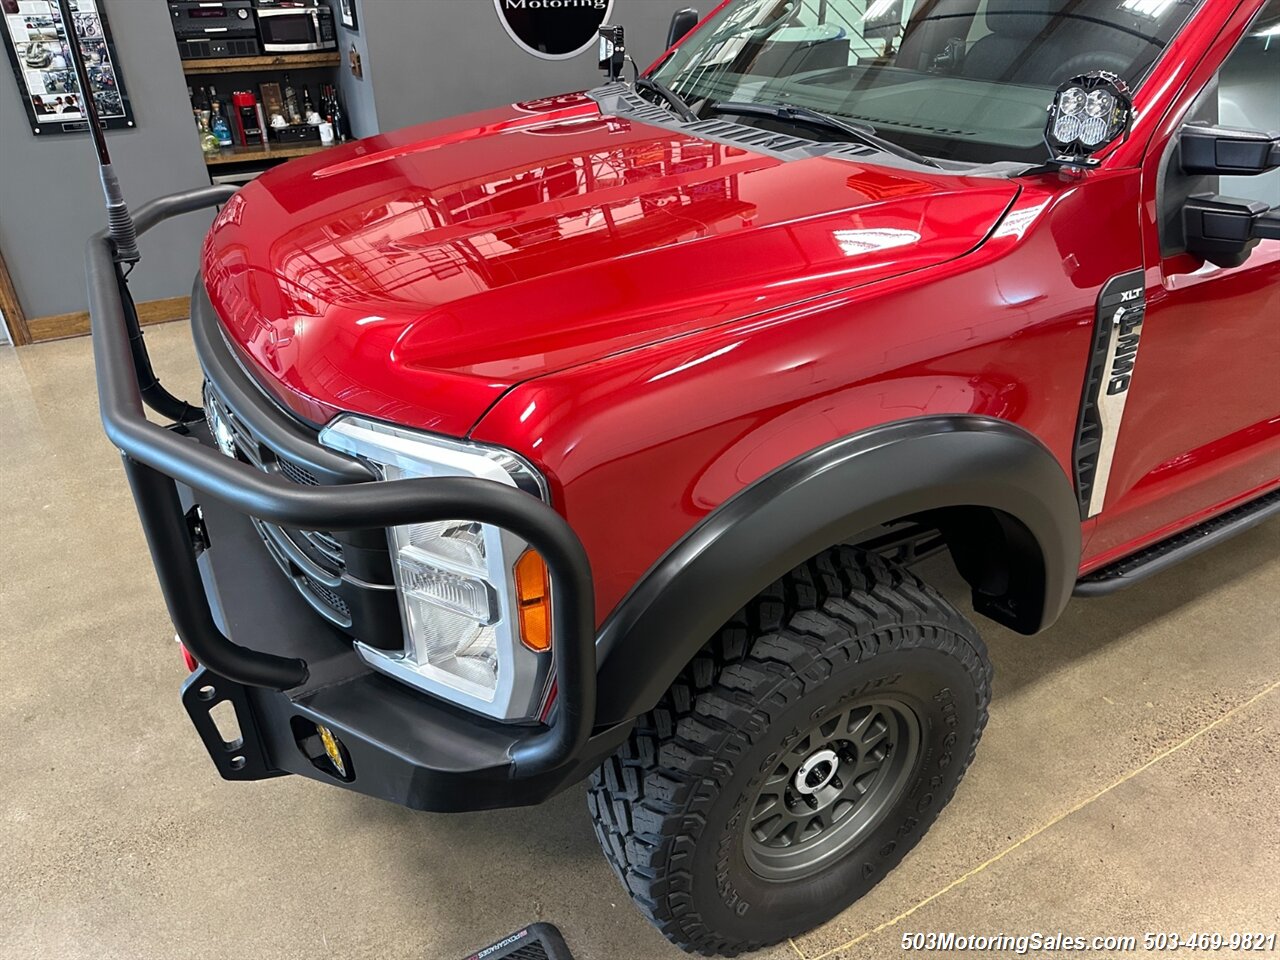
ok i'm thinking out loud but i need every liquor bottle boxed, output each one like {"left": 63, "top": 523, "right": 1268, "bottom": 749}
{"left": 302, "top": 84, "right": 314, "bottom": 118}
{"left": 283, "top": 72, "right": 300, "bottom": 124}
{"left": 194, "top": 84, "right": 210, "bottom": 115}
{"left": 196, "top": 113, "right": 220, "bottom": 156}
{"left": 330, "top": 88, "right": 348, "bottom": 141}
{"left": 211, "top": 100, "right": 233, "bottom": 147}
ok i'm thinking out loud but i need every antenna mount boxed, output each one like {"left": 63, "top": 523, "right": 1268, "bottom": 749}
{"left": 57, "top": 0, "right": 140, "bottom": 263}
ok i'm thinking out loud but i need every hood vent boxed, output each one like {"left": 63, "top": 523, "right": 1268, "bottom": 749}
{"left": 608, "top": 87, "right": 676, "bottom": 126}
{"left": 682, "top": 119, "right": 819, "bottom": 154}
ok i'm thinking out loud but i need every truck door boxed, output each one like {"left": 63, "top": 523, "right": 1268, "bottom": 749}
{"left": 1084, "top": 0, "right": 1280, "bottom": 565}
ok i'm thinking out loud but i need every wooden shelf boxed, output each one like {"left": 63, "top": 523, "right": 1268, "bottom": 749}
{"left": 181, "top": 52, "right": 340, "bottom": 75}
{"left": 204, "top": 141, "right": 337, "bottom": 166}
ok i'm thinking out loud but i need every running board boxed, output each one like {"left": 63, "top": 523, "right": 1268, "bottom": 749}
{"left": 1075, "top": 491, "right": 1274, "bottom": 599}
{"left": 1074, "top": 488, "right": 1280, "bottom": 596}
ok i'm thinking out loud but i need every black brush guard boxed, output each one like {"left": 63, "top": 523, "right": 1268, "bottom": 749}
{"left": 87, "top": 185, "right": 603, "bottom": 798}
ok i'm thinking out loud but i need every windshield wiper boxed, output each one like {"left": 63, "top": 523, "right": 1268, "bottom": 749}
{"left": 708, "top": 101, "right": 941, "bottom": 169}
{"left": 635, "top": 75, "right": 698, "bottom": 122}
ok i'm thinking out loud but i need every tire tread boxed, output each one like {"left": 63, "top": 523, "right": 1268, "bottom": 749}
{"left": 588, "top": 546, "right": 991, "bottom": 956}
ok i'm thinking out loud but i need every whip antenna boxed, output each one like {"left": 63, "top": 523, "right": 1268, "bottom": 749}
{"left": 58, "top": 0, "right": 139, "bottom": 263}
{"left": 62, "top": 0, "right": 201, "bottom": 423}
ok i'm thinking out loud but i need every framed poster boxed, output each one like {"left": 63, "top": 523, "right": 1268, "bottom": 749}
{"left": 2, "top": 0, "right": 134, "bottom": 135}
{"left": 337, "top": 0, "right": 357, "bottom": 32}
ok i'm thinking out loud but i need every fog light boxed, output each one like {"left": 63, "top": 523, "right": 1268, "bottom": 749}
{"left": 316, "top": 723, "right": 348, "bottom": 779}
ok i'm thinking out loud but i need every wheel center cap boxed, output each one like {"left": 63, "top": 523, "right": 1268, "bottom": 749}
{"left": 793, "top": 747, "right": 840, "bottom": 795}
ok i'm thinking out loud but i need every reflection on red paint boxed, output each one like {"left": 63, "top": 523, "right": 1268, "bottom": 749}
{"left": 204, "top": 100, "right": 1017, "bottom": 436}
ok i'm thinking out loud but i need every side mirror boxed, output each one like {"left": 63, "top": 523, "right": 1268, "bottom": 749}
{"left": 1183, "top": 194, "right": 1280, "bottom": 268}
{"left": 1180, "top": 123, "right": 1280, "bottom": 175}
{"left": 667, "top": 8, "right": 699, "bottom": 49}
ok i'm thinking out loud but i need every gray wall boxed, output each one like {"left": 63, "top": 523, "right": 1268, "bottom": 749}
{"left": 357, "top": 0, "right": 685, "bottom": 133}
{"left": 0, "top": 0, "right": 689, "bottom": 326}
{"left": 332, "top": 3, "right": 378, "bottom": 140}
{"left": 0, "top": 0, "right": 212, "bottom": 319}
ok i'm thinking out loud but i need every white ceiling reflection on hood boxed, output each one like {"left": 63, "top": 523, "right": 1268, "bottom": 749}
{"left": 833, "top": 228, "right": 922, "bottom": 257}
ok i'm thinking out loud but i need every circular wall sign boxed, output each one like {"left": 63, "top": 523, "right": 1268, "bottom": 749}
{"left": 493, "top": 0, "right": 616, "bottom": 61}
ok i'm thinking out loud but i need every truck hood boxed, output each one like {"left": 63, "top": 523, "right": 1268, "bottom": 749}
{"left": 202, "top": 93, "right": 1018, "bottom": 435}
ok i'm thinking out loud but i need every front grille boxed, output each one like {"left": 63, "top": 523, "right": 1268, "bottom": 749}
{"left": 201, "top": 381, "right": 397, "bottom": 634}
{"left": 251, "top": 517, "right": 353, "bottom": 627}
{"left": 302, "top": 575, "right": 351, "bottom": 619}
{"left": 278, "top": 455, "right": 320, "bottom": 486}
{"left": 306, "top": 529, "right": 344, "bottom": 567}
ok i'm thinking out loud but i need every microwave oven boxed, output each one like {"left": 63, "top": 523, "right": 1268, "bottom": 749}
{"left": 252, "top": 2, "right": 337, "bottom": 53}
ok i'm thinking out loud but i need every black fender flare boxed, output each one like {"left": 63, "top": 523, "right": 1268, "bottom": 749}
{"left": 593, "top": 415, "right": 1081, "bottom": 725}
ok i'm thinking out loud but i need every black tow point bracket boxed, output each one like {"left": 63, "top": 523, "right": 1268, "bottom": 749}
{"left": 181, "top": 667, "right": 285, "bottom": 781}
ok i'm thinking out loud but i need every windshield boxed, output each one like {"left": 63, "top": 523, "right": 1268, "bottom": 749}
{"left": 650, "top": 0, "right": 1201, "bottom": 164}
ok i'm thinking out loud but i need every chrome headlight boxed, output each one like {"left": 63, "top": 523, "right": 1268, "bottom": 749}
{"left": 318, "top": 415, "right": 552, "bottom": 722}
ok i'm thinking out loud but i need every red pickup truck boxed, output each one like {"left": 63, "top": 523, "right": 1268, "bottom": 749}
{"left": 88, "top": 0, "right": 1278, "bottom": 954}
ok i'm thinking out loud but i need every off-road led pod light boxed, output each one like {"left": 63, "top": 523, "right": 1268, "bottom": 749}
{"left": 1045, "top": 71, "right": 1132, "bottom": 168}
{"left": 1058, "top": 86, "right": 1086, "bottom": 116}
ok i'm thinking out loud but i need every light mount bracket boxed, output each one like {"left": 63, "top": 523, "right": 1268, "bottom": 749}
{"left": 598, "top": 24, "right": 625, "bottom": 82}
{"left": 1044, "top": 71, "right": 1133, "bottom": 169}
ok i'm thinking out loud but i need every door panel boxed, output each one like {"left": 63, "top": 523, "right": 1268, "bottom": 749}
{"left": 1084, "top": 0, "right": 1280, "bottom": 564}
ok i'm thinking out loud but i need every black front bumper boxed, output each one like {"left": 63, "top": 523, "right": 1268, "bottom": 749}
{"left": 180, "top": 480, "right": 629, "bottom": 811}
{"left": 88, "top": 186, "right": 622, "bottom": 812}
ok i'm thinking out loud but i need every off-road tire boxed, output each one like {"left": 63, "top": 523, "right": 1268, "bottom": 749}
{"left": 587, "top": 546, "right": 991, "bottom": 956}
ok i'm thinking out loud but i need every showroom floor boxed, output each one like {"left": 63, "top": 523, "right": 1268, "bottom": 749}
{"left": 2, "top": 323, "right": 1278, "bottom": 960}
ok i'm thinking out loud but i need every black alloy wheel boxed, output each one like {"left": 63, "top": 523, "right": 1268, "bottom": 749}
{"left": 744, "top": 698, "right": 922, "bottom": 881}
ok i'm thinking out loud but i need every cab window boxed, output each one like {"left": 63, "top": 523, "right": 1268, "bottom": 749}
{"left": 652, "top": 0, "right": 1202, "bottom": 164}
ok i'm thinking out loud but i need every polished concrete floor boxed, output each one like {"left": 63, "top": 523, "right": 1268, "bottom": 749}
{"left": 2, "top": 323, "right": 1278, "bottom": 960}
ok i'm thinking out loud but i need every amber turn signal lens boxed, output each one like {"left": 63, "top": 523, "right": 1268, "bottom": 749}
{"left": 514, "top": 549, "right": 551, "bottom": 652}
